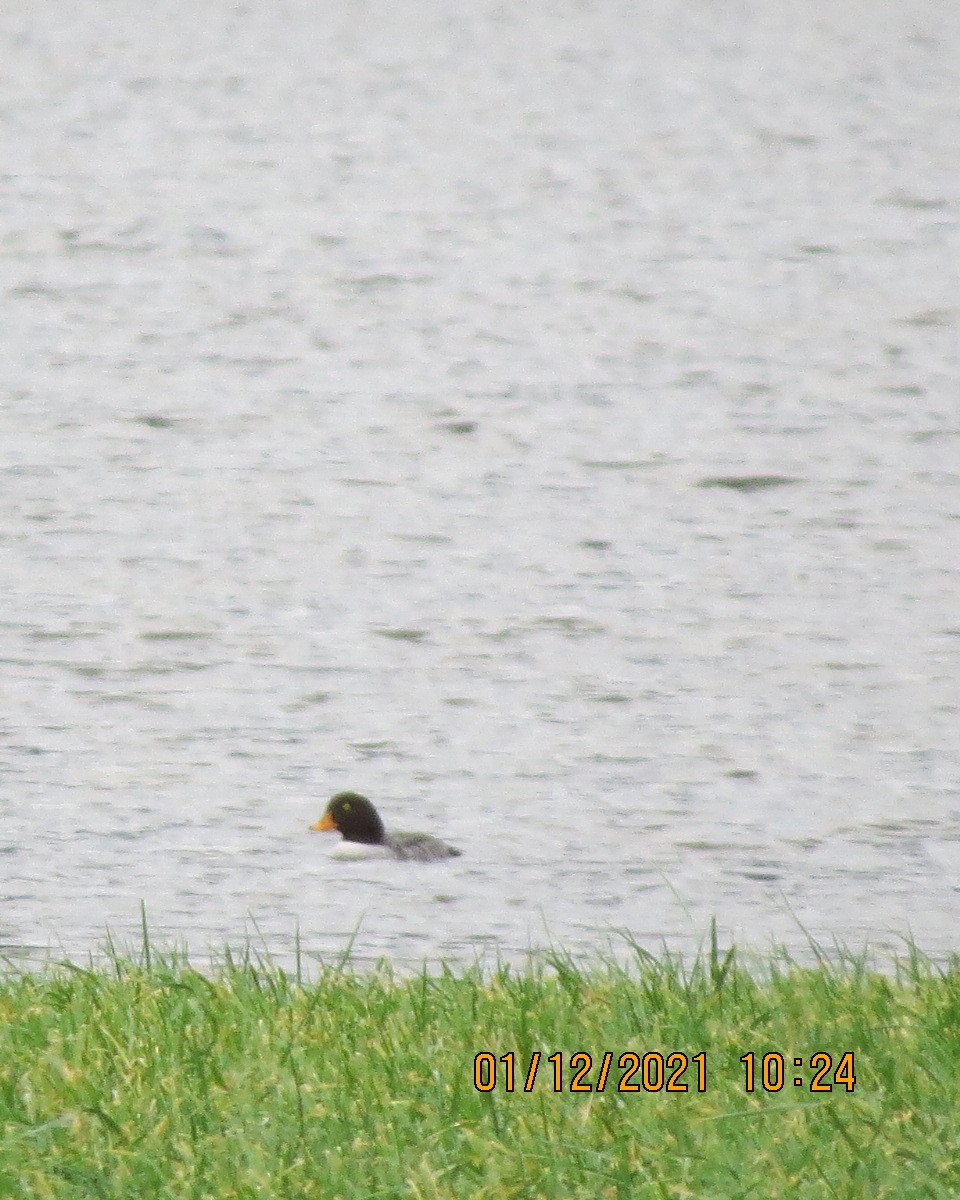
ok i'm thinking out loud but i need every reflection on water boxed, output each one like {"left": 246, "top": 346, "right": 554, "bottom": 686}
{"left": 1, "top": 0, "right": 958, "bottom": 968}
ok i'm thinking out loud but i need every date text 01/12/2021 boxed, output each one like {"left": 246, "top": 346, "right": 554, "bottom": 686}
{"left": 473, "top": 1051, "right": 856, "bottom": 1094}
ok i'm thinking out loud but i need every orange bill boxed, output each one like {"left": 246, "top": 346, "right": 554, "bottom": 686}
{"left": 310, "top": 812, "right": 337, "bottom": 832}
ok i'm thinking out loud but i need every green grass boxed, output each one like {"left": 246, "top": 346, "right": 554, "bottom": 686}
{"left": 2, "top": 929, "right": 960, "bottom": 1198}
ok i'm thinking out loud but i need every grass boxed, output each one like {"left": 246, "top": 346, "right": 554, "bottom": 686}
{"left": 1, "top": 927, "right": 960, "bottom": 1198}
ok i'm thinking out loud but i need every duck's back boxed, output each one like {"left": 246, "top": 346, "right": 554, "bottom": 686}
{"left": 385, "top": 830, "right": 462, "bottom": 862}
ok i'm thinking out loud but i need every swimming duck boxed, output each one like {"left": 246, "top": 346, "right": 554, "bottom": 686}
{"left": 310, "top": 792, "right": 462, "bottom": 862}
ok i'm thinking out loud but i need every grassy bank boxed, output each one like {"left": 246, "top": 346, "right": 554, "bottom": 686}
{"left": 1, "top": 933, "right": 958, "bottom": 1198}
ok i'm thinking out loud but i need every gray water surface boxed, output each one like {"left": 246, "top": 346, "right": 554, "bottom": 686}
{"left": 1, "top": 0, "right": 959, "bottom": 969}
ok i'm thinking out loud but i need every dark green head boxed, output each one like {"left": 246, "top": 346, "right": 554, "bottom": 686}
{"left": 310, "top": 792, "right": 386, "bottom": 844}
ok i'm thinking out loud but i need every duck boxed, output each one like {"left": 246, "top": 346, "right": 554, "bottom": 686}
{"left": 310, "top": 791, "right": 462, "bottom": 862}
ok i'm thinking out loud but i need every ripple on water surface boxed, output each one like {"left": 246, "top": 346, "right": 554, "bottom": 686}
{"left": 1, "top": 0, "right": 959, "bottom": 968}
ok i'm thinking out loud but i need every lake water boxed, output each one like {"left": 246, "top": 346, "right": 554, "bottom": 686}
{"left": 1, "top": 0, "right": 958, "bottom": 971}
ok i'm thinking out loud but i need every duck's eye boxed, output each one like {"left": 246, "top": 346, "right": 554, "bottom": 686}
{"left": 342, "top": 802, "right": 351, "bottom": 812}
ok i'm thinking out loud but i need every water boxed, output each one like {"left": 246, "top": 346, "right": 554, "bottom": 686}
{"left": 1, "top": 0, "right": 958, "bottom": 970}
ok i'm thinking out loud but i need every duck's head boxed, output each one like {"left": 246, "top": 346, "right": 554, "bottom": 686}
{"left": 310, "top": 791, "right": 386, "bottom": 845}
